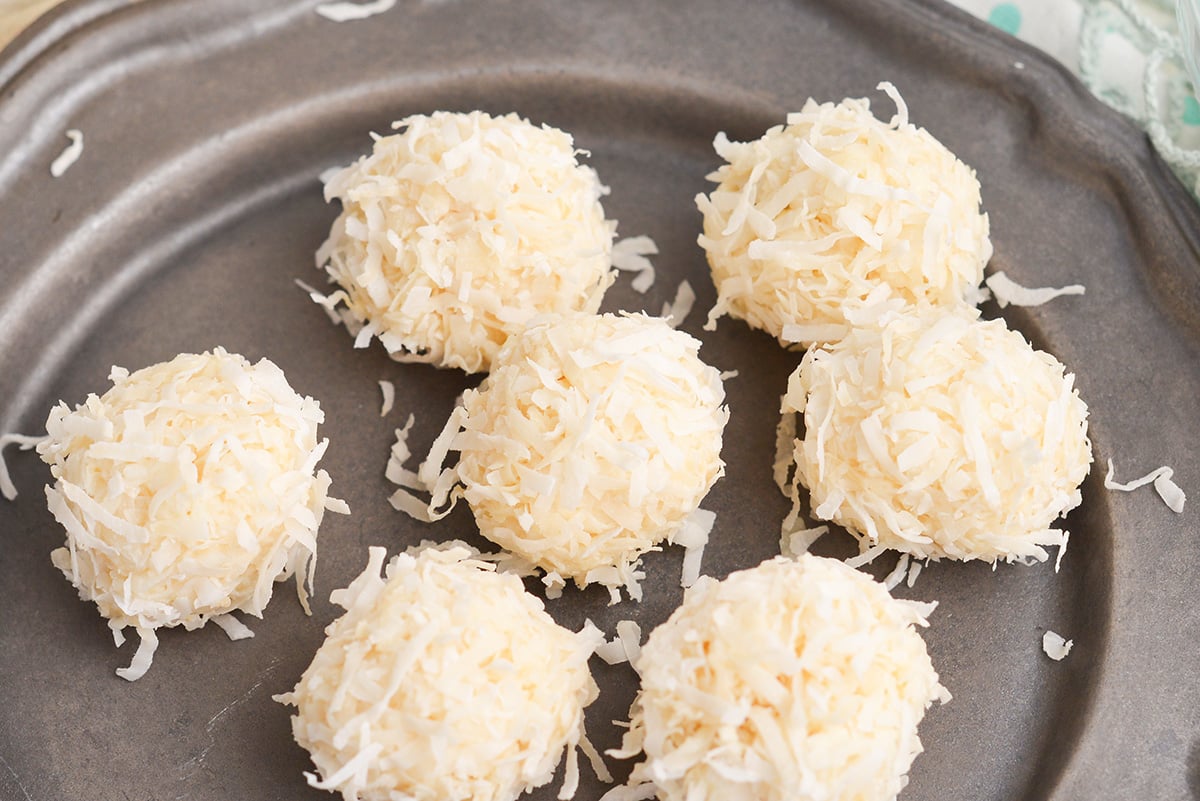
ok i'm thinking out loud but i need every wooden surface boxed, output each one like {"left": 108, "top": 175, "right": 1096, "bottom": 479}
{"left": 0, "top": 0, "right": 65, "bottom": 50}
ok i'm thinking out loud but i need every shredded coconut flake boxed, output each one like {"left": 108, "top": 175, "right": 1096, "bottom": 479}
{"left": 116, "top": 627, "right": 158, "bottom": 682}
{"left": 277, "top": 545, "right": 603, "bottom": 801}
{"left": 596, "top": 634, "right": 629, "bottom": 666}
{"left": 780, "top": 322, "right": 852, "bottom": 344}
{"left": 318, "top": 165, "right": 344, "bottom": 184}
{"left": 1104, "top": 458, "right": 1186, "bottom": 513}
{"left": 698, "top": 86, "right": 990, "bottom": 345}
{"left": 1042, "top": 630, "right": 1073, "bottom": 661}
{"left": 50, "top": 129, "right": 83, "bottom": 178}
{"left": 599, "top": 783, "right": 658, "bottom": 801}
{"left": 614, "top": 620, "right": 642, "bottom": 667}
{"left": 378, "top": 379, "right": 395, "bottom": 417}
{"left": 596, "top": 620, "right": 644, "bottom": 667}
{"left": 612, "top": 235, "right": 658, "bottom": 293}
{"left": 674, "top": 507, "right": 715, "bottom": 588}
{"left": 211, "top": 613, "right": 256, "bottom": 641}
{"left": 661, "top": 280, "right": 696, "bottom": 329}
{"left": 1155, "top": 473, "right": 1187, "bottom": 513}
{"left": 36, "top": 348, "right": 345, "bottom": 679}
{"left": 779, "top": 525, "right": 828, "bottom": 558}
{"left": 884, "top": 553, "right": 912, "bottom": 590}
{"left": 314, "top": 0, "right": 396, "bottom": 21}
{"left": 782, "top": 308, "right": 1092, "bottom": 564}
{"left": 609, "top": 555, "right": 948, "bottom": 801}
{"left": 316, "top": 110, "right": 617, "bottom": 373}
{"left": 985, "top": 270, "right": 1085, "bottom": 308}
{"left": 293, "top": 278, "right": 346, "bottom": 326}
{"left": 906, "top": 558, "right": 924, "bottom": 588}
{"left": 0, "top": 432, "right": 48, "bottom": 501}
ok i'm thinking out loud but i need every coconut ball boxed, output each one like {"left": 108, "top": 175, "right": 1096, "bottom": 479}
{"left": 277, "top": 545, "right": 604, "bottom": 801}
{"left": 612, "top": 554, "right": 948, "bottom": 801}
{"left": 36, "top": 348, "right": 343, "bottom": 680}
{"left": 696, "top": 83, "right": 992, "bottom": 346}
{"left": 782, "top": 308, "right": 1092, "bottom": 563}
{"left": 445, "top": 312, "right": 728, "bottom": 597}
{"left": 316, "top": 110, "right": 617, "bottom": 373}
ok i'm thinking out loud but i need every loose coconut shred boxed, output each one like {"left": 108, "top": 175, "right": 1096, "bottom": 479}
{"left": 782, "top": 308, "right": 1091, "bottom": 565}
{"left": 314, "top": 110, "right": 618, "bottom": 373}
{"left": 1104, "top": 458, "right": 1186, "bottom": 513}
{"left": 314, "top": 0, "right": 397, "bottom": 22}
{"left": 984, "top": 270, "right": 1085, "bottom": 308}
{"left": 605, "top": 554, "right": 949, "bottom": 801}
{"left": 50, "top": 128, "right": 84, "bottom": 178}
{"left": 697, "top": 82, "right": 991, "bottom": 346}
{"left": 377, "top": 379, "right": 395, "bottom": 417}
{"left": 1042, "top": 630, "right": 1073, "bottom": 661}
{"left": 276, "top": 545, "right": 608, "bottom": 801}
{"left": 390, "top": 312, "right": 728, "bottom": 602}
{"left": 36, "top": 348, "right": 346, "bottom": 680}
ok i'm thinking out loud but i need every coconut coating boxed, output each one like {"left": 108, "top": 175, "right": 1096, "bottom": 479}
{"left": 278, "top": 546, "right": 602, "bottom": 801}
{"left": 317, "top": 110, "right": 617, "bottom": 373}
{"left": 783, "top": 309, "right": 1092, "bottom": 563}
{"left": 454, "top": 312, "right": 728, "bottom": 591}
{"left": 614, "top": 554, "right": 948, "bottom": 801}
{"left": 37, "top": 348, "right": 337, "bottom": 678}
{"left": 697, "top": 84, "right": 991, "bottom": 346}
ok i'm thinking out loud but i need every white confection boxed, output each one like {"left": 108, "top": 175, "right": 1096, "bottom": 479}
{"left": 276, "top": 545, "right": 605, "bottom": 801}
{"left": 782, "top": 308, "right": 1092, "bottom": 564}
{"left": 37, "top": 348, "right": 344, "bottom": 680}
{"left": 394, "top": 312, "right": 728, "bottom": 599}
{"left": 608, "top": 554, "right": 948, "bottom": 801}
{"left": 316, "top": 110, "right": 617, "bottom": 373}
{"left": 697, "top": 83, "right": 991, "bottom": 345}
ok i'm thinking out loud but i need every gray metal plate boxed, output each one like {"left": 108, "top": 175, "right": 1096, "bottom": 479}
{"left": 0, "top": 1, "right": 1197, "bottom": 799}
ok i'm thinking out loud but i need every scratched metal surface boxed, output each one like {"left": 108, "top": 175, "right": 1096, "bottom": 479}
{"left": 0, "top": 1, "right": 1198, "bottom": 799}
